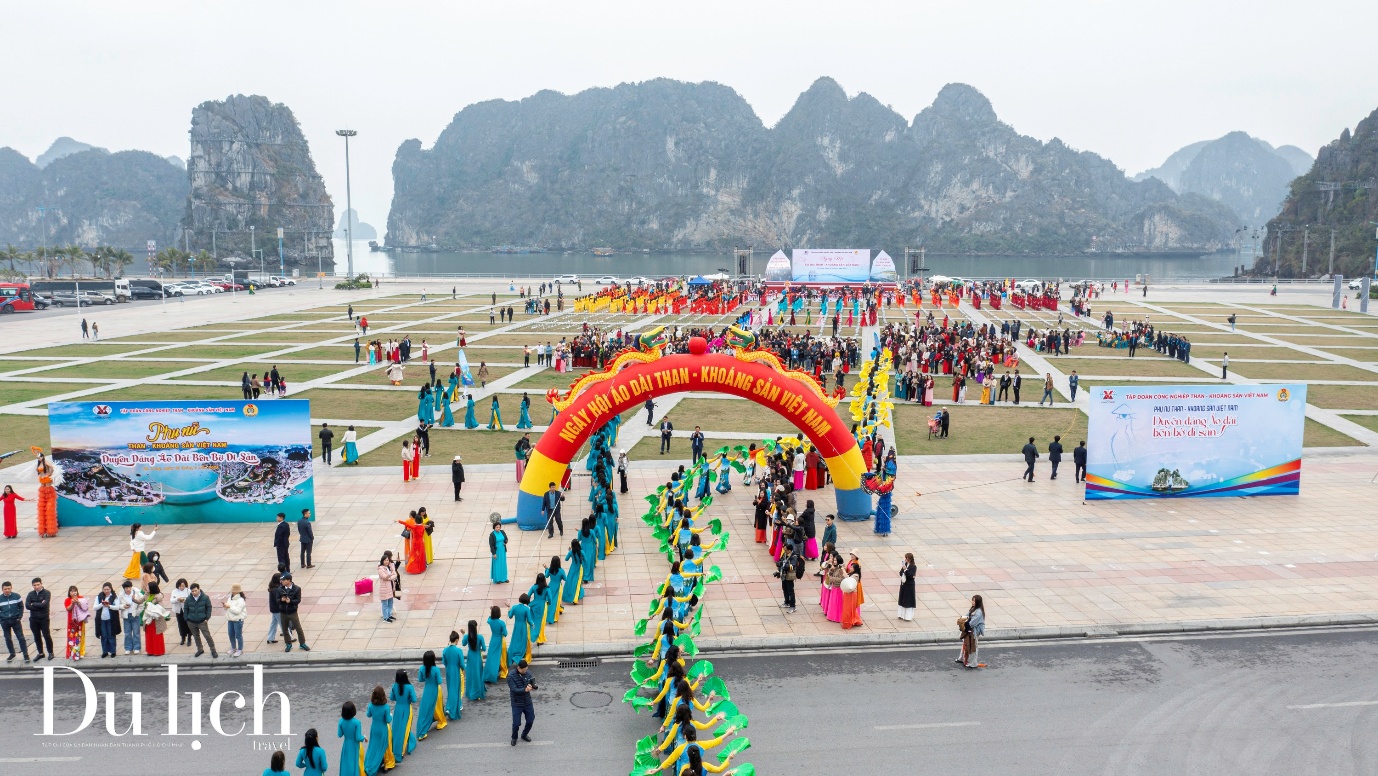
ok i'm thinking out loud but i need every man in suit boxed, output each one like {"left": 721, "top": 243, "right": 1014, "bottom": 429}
{"left": 659, "top": 418, "right": 674, "bottom": 454}
{"left": 644, "top": 398, "right": 655, "bottom": 426}
{"left": 1048, "top": 435, "right": 1064, "bottom": 480}
{"left": 1012, "top": 370, "right": 1022, "bottom": 405}
{"left": 689, "top": 427, "right": 705, "bottom": 465}
{"left": 1073, "top": 440, "right": 1088, "bottom": 483}
{"left": 274, "top": 574, "right": 309, "bottom": 652}
{"left": 939, "top": 409, "right": 950, "bottom": 439}
{"left": 998, "top": 372, "right": 1011, "bottom": 403}
{"left": 273, "top": 512, "right": 291, "bottom": 573}
{"left": 297, "top": 508, "right": 315, "bottom": 569}
{"left": 541, "top": 482, "right": 564, "bottom": 538}
{"left": 1021, "top": 437, "right": 1039, "bottom": 482}
{"left": 318, "top": 422, "right": 334, "bottom": 465}
{"left": 451, "top": 455, "right": 466, "bottom": 501}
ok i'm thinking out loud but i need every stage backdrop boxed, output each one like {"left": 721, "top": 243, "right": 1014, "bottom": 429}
{"left": 1086, "top": 384, "right": 1305, "bottom": 499}
{"left": 48, "top": 400, "right": 314, "bottom": 526}
{"left": 791, "top": 249, "right": 871, "bottom": 283}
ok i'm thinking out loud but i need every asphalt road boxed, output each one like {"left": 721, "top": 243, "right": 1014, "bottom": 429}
{"left": 1, "top": 627, "right": 1376, "bottom": 775}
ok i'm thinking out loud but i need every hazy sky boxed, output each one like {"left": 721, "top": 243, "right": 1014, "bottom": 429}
{"left": 4, "top": 1, "right": 1375, "bottom": 232}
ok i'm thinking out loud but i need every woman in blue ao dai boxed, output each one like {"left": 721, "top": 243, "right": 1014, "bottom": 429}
{"left": 508, "top": 594, "right": 535, "bottom": 664}
{"left": 442, "top": 631, "right": 464, "bottom": 720}
{"left": 489, "top": 522, "right": 509, "bottom": 583}
{"left": 543, "top": 556, "right": 567, "bottom": 624}
{"left": 295, "top": 728, "right": 328, "bottom": 776}
{"left": 484, "top": 607, "right": 508, "bottom": 682}
{"left": 461, "top": 620, "right": 487, "bottom": 700}
{"left": 362, "top": 688, "right": 392, "bottom": 775}
{"left": 389, "top": 669, "right": 418, "bottom": 760}
{"left": 562, "top": 537, "right": 585, "bottom": 604}
{"left": 527, "top": 574, "right": 551, "bottom": 645}
{"left": 463, "top": 395, "right": 478, "bottom": 429}
{"left": 416, "top": 651, "right": 446, "bottom": 740}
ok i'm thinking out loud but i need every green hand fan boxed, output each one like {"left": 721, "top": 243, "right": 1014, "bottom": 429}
{"left": 635, "top": 733, "right": 659, "bottom": 755}
{"left": 718, "top": 737, "right": 752, "bottom": 761}
{"left": 629, "top": 695, "right": 655, "bottom": 711}
{"left": 632, "top": 754, "right": 659, "bottom": 771}
{"left": 707, "top": 699, "right": 739, "bottom": 718}
{"left": 707, "top": 518, "right": 723, "bottom": 533}
{"left": 633, "top": 619, "right": 648, "bottom": 637}
{"left": 633, "top": 642, "right": 654, "bottom": 658}
{"left": 731, "top": 764, "right": 756, "bottom": 776}
{"left": 687, "top": 659, "right": 714, "bottom": 679}
{"left": 702, "top": 676, "right": 729, "bottom": 698}
{"left": 705, "top": 566, "right": 723, "bottom": 583}
{"left": 622, "top": 686, "right": 641, "bottom": 703}
{"left": 699, "top": 494, "right": 714, "bottom": 508}
{"left": 630, "top": 662, "right": 656, "bottom": 685}
{"left": 690, "top": 618, "right": 701, "bottom": 637}
{"left": 706, "top": 470, "right": 717, "bottom": 482}
{"left": 673, "top": 633, "right": 699, "bottom": 656}
{"left": 719, "top": 713, "right": 749, "bottom": 732}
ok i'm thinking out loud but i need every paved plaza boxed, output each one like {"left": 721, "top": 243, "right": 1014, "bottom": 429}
{"left": 1, "top": 280, "right": 1377, "bottom": 666}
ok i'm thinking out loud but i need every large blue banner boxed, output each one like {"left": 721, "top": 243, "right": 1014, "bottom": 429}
{"left": 48, "top": 400, "right": 314, "bottom": 526}
{"left": 1086, "top": 384, "right": 1305, "bottom": 499}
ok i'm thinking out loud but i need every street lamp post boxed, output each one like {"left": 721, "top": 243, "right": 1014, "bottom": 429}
{"left": 336, "top": 129, "right": 357, "bottom": 280}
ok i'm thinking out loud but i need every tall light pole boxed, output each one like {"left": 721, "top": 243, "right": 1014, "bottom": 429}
{"left": 336, "top": 129, "right": 357, "bottom": 280}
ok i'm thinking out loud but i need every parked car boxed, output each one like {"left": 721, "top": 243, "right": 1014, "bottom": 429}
{"left": 1349, "top": 278, "right": 1367, "bottom": 290}
{"left": 1014, "top": 279, "right": 1045, "bottom": 294}
{"left": 553, "top": 274, "right": 579, "bottom": 285}
{"left": 50, "top": 290, "right": 114, "bottom": 306}
{"left": 593, "top": 275, "right": 619, "bottom": 285}
{"left": 128, "top": 285, "right": 164, "bottom": 300}
{"left": 626, "top": 276, "right": 652, "bottom": 286}
{"left": 211, "top": 281, "right": 245, "bottom": 292}
{"left": 160, "top": 283, "right": 190, "bottom": 296}
{"left": 269, "top": 275, "right": 297, "bottom": 286}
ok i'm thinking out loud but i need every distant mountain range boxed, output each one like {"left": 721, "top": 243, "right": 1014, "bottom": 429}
{"left": 334, "top": 208, "right": 377, "bottom": 240}
{"left": 1261, "top": 106, "right": 1378, "bottom": 277}
{"left": 388, "top": 78, "right": 1243, "bottom": 255}
{"left": 1134, "top": 133, "right": 1312, "bottom": 224}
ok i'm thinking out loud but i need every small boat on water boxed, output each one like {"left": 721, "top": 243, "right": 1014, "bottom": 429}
{"left": 592, "top": 247, "right": 614, "bottom": 256}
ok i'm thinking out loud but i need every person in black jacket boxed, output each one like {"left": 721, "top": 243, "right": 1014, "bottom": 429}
{"left": 318, "top": 423, "right": 334, "bottom": 465}
{"left": 1, "top": 580, "right": 30, "bottom": 662}
{"left": 183, "top": 582, "right": 217, "bottom": 658}
{"left": 508, "top": 659, "right": 538, "bottom": 745}
{"left": 451, "top": 455, "right": 466, "bottom": 502}
{"left": 273, "top": 512, "right": 291, "bottom": 573}
{"left": 774, "top": 547, "right": 804, "bottom": 612}
{"left": 266, "top": 570, "right": 283, "bottom": 644}
{"left": 26, "top": 578, "right": 52, "bottom": 660}
{"left": 1073, "top": 440, "right": 1088, "bottom": 483}
{"left": 1012, "top": 370, "right": 1023, "bottom": 404}
{"left": 297, "top": 509, "right": 315, "bottom": 569}
{"left": 1048, "top": 435, "right": 1064, "bottom": 480}
{"left": 274, "top": 574, "right": 309, "bottom": 652}
{"left": 1021, "top": 437, "right": 1039, "bottom": 482}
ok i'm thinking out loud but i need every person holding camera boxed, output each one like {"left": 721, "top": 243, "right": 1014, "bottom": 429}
{"left": 774, "top": 544, "right": 805, "bottom": 613}
{"left": 508, "top": 659, "right": 538, "bottom": 745}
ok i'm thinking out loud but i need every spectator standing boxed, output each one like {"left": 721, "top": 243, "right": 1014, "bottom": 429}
{"left": 1073, "top": 440, "right": 1088, "bottom": 483}
{"left": 1048, "top": 435, "right": 1064, "bottom": 480}
{"left": 223, "top": 584, "right": 247, "bottom": 657}
{"left": 659, "top": 418, "right": 674, "bottom": 454}
{"left": 273, "top": 512, "right": 291, "bottom": 573}
{"left": 957, "top": 594, "right": 986, "bottom": 668}
{"left": 27, "top": 578, "right": 53, "bottom": 660}
{"left": 275, "top": 573, "right": 309, "bottom": 652}
{"left": 1068, "top": 371, "right": 1079, "bottom": 402}
{"left": 81, "top": 318, "right": 89, "bottom": 339}
{"left": 116, "top": 580, "right": 142, "bottom": 655}
{"left": 1022, "top": 437, "right": 1039, "bottom": 482}
{"left": 170, "top": 579, "right": 191, "bottom": 646}
{"left": 183, "top": 582, "right": 217, "bottom": 658}
{"left": 266, "top": 570, "right": 283, "bottom": 644}
{"left": 1039, "top": 373, "right": 1055, "bottom": 406}
{"left": 451, "top": 455, "right": 466, "bottom": 501}
{"left": 617, "top": 449, "right": 629, "bottom": 494}
{"left": 644, "top": 398, "right": 655, "bottom": 426}
{"left": 541, "top": 482, "right": 564, "bottom": 538}
{"left": 1012, "top": 370, "right": 1022, "bottom": 404}
{"left": 377, "top": 552, "right": 398, "bottom": 623}
{"left": 508, "top": 659, "right": 538, "bottom": 745}
{"left": 1, "top": 580, "right": 30, "bottom": 662}
{"left": 897, "top": 553, "right": 917, "bottom": 621}
{"left": 1221, "top": 352, "right": 1229, "bottom": 379}
{"left": 298, "top": 508, "right": 315, "bottom": 569}
{"left": 319, "top": 423, "right": 334, "bottom": 465}
{"left": 689, "top": 427, "right": 705, "bottom": 465}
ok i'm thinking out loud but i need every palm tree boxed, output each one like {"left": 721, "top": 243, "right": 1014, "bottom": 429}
{"left": 109, "top": 249, "right": 134, "bottom": 278}
{"left": 63, "top": 245, "right": 86, "bottom": 278}
{"left": 0, "top": 245, "right": 19, "bottom": 275}
{"left": 192, "top": 249, "right": 216, "bottom": 274}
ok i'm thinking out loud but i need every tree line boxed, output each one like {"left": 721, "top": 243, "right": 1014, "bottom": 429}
{"left": 0, "top": 245, "right": 219, "bottom": 279}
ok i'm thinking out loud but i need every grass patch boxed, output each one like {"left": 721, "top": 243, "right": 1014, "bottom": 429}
{"left": 354, "top": 429, "right": 536, "bottom": 466}
{"left": 1228, "top": 362, "right": 1378, "bottom": 382}
{"left": 666, "top": 398, "right": 805, "bottom": 436}
{"left": 1271, "top": 335, "right": 1372, "bottom": 346}
{"left": 169, "top": 362, "right": 351, "bottom": 384}
{"left": 0, "top": 414, "right": 54, "bottom": 469}
{"left": 292, "top": 388, "right": 420, "bottom": 422}
{"left": 1340, "top": 415, "right": 1378, "bottom": 435}
{"left": 22, "top": 343, "right": 151, "bottom": 357}
{"left": 34, "top": 361, "right": 209, "bottom": 380}
{"left": 152, "top": 344, "right": 283, "bottom": 360}
{"left": 1046, "top": 357, "right": 1209, "bottom": 378}
{"left": 0, "top": 362, "right": 79, "bottom": 375}
{"left": 244, "top": 313, "right": 337, "bottom": 322}
{"left": 107, "top": 331, "right": 238, "bottom": 343}
{"left": 281, "top": 346, "right": 358, "bottom": 362}
{"left": 1303, "top": 384, "right": 1378, "bottom": 410}
{"left": 1304, "top": 418, "right": 1363, "bottom": 447}
{"left": 894, "top": 404, "right": 1088, "bottom": 455}
{"left": 80, "top": 383, "right": 243, "bottom": 402}
{"left": 1186, "top": 345, "right": 1310, "bottom": 360}
{"left": 219, "top": 331, "right": 348, "bottom": 344}
{"left": 512, "top": 369, "right": 599, "bottom": 390}
{"left": 1316, "top": 348, "right": 1378, "bottom": 362}
{"left": 0, "top": 382, "right": 99, "bottom": 407}
{"left": 630, "top": 435, "right": 753, "bottom": 460}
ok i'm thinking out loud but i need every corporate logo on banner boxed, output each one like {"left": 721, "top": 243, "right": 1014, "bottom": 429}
{"left": 1085, "top": 384, "right": 1306, "bottom": 499}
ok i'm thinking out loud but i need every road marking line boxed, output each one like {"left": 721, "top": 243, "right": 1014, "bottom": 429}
{"left": 1287, "top": 700, "right": 1378, "bottom": 710}
{"left": 437, "top": 741, "right": 554, "bottom": 749}
{"left": 0, "top": 758, "right": 83, "bottom": 763}
{"left": 874, "top": 721, "right": 980, "bottom": 731}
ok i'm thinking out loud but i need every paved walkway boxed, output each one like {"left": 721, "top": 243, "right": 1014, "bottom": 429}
{"left": 4, "top": 446, "right": 1378, "bottom": 665}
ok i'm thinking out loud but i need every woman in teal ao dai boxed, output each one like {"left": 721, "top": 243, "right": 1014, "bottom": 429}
{"left": 417, "top": 386, "right": 435, "bottom": 425}
{"left": 527, "top": 574, "right": 552, "bottom": 644}
{"left": 437, "top": 380, "right": 455, "bottom": 427}
{"left": 389, "top": 670, "right": 418, "bottom": 761}
{"left": 336, "top": 701, "right": 365, "bottom": 776}
{"left": 508, "top": 595, "right": 535, "bottom": 664}
{"left": 488, "top": 395, "right": 504, "bottom": 429}
{"left": 362, "top": 688, "right": 391, "bottom": 775}
{"left": 464, "top": 394, "right": 478, "bottom": 429}
{"left": 563, "top": 537, "right": 585, "bottom": 604}
{"left": 517, "top": 393, "right": 533, "bottom": 429}
{"left": 485, "top": 607, "right": 508, "bottom": 682}
{"left": 416, "top": 651, "right": 446, "bottom": 739}
{"left": 489, "top": 522, "right": 509, "bottom": 584}
{"left": 543, "top": 556, "right": 567, "bottom": 624}
{"left": 461, "top": 620, "right": 487, "bottom": 700}
{"left": 442, "top": 632, "right": 464, "bottom": 720}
